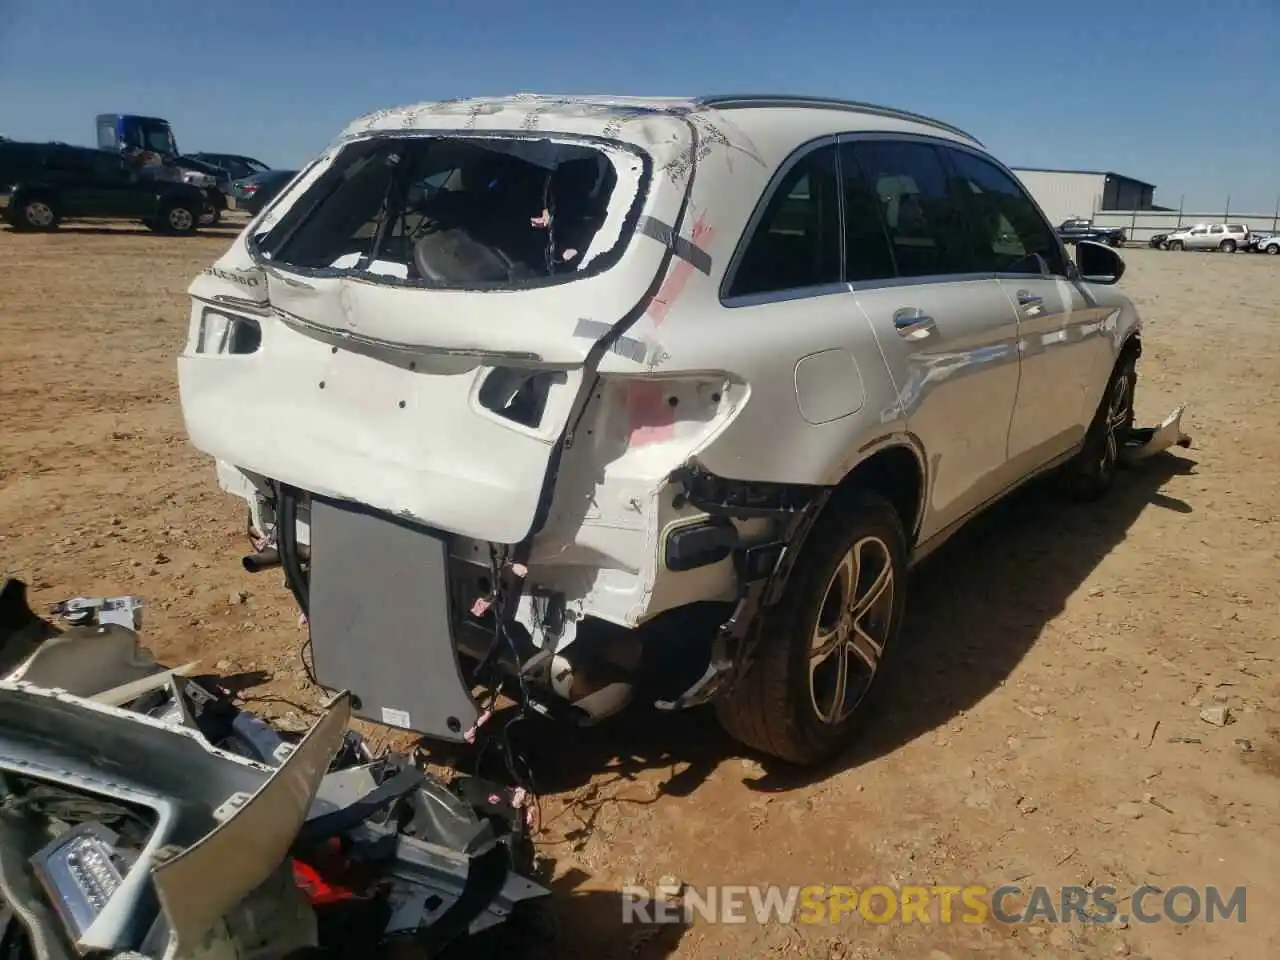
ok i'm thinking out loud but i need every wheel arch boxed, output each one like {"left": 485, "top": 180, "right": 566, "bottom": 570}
{"left": 824, "top": 436, "right": 927, "bottom": 548}
{"left": 8, "top": 182, "right": 59, "bottom": 209}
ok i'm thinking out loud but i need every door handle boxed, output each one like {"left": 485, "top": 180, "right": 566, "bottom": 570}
{"left": 893, "top": 307, "right": 936, "bottom": 340}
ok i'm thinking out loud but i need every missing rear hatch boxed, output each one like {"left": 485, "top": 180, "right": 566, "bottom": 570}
{"left": 253, "top": 134, "right": 647, "bottom": 288}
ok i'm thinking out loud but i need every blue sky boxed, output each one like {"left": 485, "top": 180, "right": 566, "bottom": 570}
{"left": 2, "top": 0, "right": 1276, "bottom": 211}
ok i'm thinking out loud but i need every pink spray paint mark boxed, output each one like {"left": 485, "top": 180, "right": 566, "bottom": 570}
{"left": 628, "top": 215, "right": 715, "bottom": 447}
{"left": 645, "top": 215, "right": 714, "bottom": 330}
{"left": 627, "top": 379, "right": 677, "bottom": 446}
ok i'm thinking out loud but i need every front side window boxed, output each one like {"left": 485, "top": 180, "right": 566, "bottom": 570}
{"left": 258, "top": 136, "right": 640, "bottom": 288}
{"left": 946, "top": 147, "right": 1065, "bottom": 275}
{"left": 92, "top": 153, "right": 128, "bottom": 180}
{"left": 727, "top": 144, "right": 841, "bottom": 297}
{"left": 847, "top": 140, "right": 973, "bottom": 278}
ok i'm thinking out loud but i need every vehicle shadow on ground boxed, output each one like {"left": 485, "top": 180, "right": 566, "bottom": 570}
{"left": 483, "top": 451, "right": 1197, "bottom": 798}
{"left": 534, "top": 866, "right": 689, "bottom": 959}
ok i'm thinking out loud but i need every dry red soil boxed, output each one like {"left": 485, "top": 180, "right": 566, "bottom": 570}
{"left": 2, "top": 224, "right": 1277, "bottom": 959}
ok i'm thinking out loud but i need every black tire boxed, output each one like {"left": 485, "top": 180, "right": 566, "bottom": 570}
{"left": 1266, "top": 244, "right": 1279, "bottom": 256}
{"left": 1168, "top": 240, "right": 1183, "bottom": 251}
{"left": 715, "top": 489, "right": 908, "bottom": 766}
{"left": 9, "top": 195, "right": 60, "bottom": 232}
{"left": 157, "top": 199, "right": 200, "bottom": 236}
{"left": 1061, "top": 351, "right": 1137, "bottom": 501}
{"left": 1220, "top": 239, "right": 1236, "bottom": 253}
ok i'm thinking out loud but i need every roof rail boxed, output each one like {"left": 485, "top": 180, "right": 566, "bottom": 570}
{"left": 694, "top": 94, "right": 983, "bottom": 146}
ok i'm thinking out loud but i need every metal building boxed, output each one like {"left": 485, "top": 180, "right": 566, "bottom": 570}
{"left": 1009, "top": 168, "right": 1157, "bottom": 227}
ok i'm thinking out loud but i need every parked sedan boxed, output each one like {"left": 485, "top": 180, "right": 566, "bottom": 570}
{"left": 232, "top": 169, "right": 297, "bottom": 216}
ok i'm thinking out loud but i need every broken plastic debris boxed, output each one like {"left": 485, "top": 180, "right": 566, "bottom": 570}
{"left": 1120, "top": 405, "right": 1191, "bottom": 465}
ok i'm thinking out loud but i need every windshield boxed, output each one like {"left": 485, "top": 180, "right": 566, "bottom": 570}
{"left": 125, "top": 120, "right": 177, "bottom": 156}
{"left": 255, "top": 134, "right": 645, "bottom": 288}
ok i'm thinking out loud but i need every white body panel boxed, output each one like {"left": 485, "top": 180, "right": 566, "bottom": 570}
{"left": 179, "top": 94, "right": 1141, "bottom": 635}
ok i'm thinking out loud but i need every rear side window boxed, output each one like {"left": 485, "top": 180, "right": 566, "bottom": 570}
{"left": 945, "top": 147, "right": 1065, "bottom": 276}
{"left": 727, "top": 144, "right": 841, "bottom": 297}
{"left": 257, "top": 136, "right": 644, "bottom": 288}
{"left": 46, "top": 149, "right": 95, "bottom": 174}
{"left": 847, "top": 140, "right": 973, "bottom": 278}
{"left": 837, "top": 144, "right": 897, "bottom": 282}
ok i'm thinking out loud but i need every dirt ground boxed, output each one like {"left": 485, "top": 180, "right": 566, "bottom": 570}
{"left": 1, "top": 220, "right": 1277, "bottom": 960}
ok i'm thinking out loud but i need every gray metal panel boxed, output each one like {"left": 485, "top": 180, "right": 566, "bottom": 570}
{"left": 307, "top": 497, "right": 479, "bottom": 741}
{"left": 1008, "top": 169, "right": 1107, "bottom": 226}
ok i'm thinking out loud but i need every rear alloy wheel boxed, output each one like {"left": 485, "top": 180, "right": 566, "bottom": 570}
{"left": 1220, "top": 239, "right": 1237, "bottom": 253}
{"left": 14, "top": 198, "right": 59, "bottom": 231}
{"left": 715, "top": 490, "right": 908, "bottom": 766}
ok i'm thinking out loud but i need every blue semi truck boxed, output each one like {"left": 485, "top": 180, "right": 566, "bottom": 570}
{"left": 95, "top": 113, "right": 230, "bottom": 225}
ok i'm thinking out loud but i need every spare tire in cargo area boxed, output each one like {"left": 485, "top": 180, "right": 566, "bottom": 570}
{"left": 413, "top": 224, "right": 534, "bottom": 284}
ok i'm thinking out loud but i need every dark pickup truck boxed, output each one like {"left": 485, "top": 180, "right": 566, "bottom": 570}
{"left": 1, "top": 140, "right": 206, "bottom": 234}
{"left": 1056, "top": 218, "right": 1126, "bottom": 247}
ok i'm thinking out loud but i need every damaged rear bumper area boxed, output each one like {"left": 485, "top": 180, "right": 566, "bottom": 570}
{"left": 0, "top": 579, "right": 549, "bottom": 960}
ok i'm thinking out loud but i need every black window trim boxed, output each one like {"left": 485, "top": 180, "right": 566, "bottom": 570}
{"left": 720, "top": 131, "right": 1077, "bottom": 307}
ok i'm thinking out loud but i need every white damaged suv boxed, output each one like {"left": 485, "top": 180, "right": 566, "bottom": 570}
{"left": 179, "top": 93, "right": 1150, "bottom": 766}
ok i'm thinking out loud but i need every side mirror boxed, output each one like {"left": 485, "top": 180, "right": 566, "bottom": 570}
{"left": 1075, "top": 239, "right": 1125, "bottom": 284}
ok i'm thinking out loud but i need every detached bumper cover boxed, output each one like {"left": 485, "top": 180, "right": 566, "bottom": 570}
{"left": 1120, "top": 404, "right": 1192, "bottom": 465}
{"left": 0, "top": 578, "right": 550, "bottom": 959}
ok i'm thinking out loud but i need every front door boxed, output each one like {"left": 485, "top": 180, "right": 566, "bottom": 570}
{"left": 839, "top": 137, "right": 1022, "bottom": 542}
{"left": 941, "top": 144, "right": 1113, "bottom": 475}
{"left": 1184, "top": 225, "right": 1211, "bottom": 249}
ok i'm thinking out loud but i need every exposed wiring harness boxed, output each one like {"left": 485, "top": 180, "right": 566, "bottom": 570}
{"left": 269, "top": 484, "right": 540, "bottom": 822}
{"left": 274, "top": 481, "right": 332, "bottom": 692}
{"left": 466, "top": 545, "right": 542, "bottom": 833}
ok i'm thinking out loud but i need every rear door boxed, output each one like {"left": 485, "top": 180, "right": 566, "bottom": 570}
{"left": 840, "top": 136, "right": 1022, "bottom": 541}
{"left": 182, "top": 110, "right": 697, "bottom": 544}
{"left": 45, "top": 148, "right": 107, "bottom": 216}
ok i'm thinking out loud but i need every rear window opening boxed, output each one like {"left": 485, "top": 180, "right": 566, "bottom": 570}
{"left": 254, "top": 135, "right": 646, "bottom": 288}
